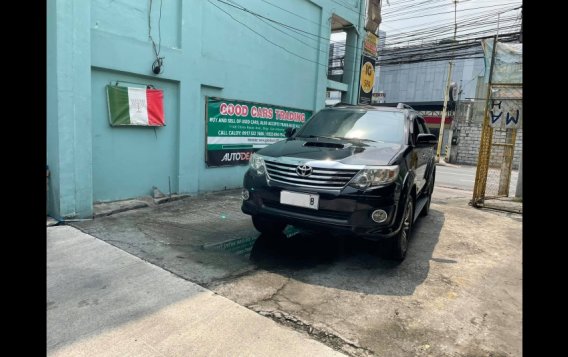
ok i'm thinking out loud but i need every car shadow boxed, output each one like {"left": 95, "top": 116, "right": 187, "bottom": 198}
{"left": 248, "top": 209, "right": 445, "bottom": 296}
{"left": 71, "top": 191, "right": 446, "bottom": 297}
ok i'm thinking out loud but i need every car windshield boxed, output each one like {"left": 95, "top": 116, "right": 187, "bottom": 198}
{"left": 296, "top": 109, "right": 405, "bottom": 144}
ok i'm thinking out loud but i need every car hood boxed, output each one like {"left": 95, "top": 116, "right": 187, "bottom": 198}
{"left": 256, "top": 138, "right": 403, "bottom": 166}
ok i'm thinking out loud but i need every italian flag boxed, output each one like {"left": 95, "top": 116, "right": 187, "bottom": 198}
{"left": 106, "top": 85, "right": 165, "bottom": 126}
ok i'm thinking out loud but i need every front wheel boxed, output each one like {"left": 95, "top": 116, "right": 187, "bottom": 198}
{"left": 251, "top": 215, "right": 286, "bottom": 235}
{"left": 390, "top": 197, "right": 414, "bottom": 261}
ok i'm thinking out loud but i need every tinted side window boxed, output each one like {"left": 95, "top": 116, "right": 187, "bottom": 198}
{"left": 417, "top": 117, "right": 429, "bottom": 134}
{"left": 410, "top": 118, "right": 419, "bottom": 144}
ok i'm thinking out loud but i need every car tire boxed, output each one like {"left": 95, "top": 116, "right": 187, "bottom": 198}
{"left": 420, "top": 169, "right": 435, "bottom": 217}
{"left": 390, "top": 197, "right": 414, "bottom": 261}
{"left": 251, "top": 215, "right": 286, "bottom": 235}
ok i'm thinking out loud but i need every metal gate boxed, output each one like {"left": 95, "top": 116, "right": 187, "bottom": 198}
{"left": 470, "top": 36, "right": 522, "bottom": 212}
{"left": 471, "top": 83, "right": 522, "bottom": 209}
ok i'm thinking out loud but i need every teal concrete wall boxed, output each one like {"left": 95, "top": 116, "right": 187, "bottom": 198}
{"left": 47, "top": 0, "right": 93, "bottom": 219}
{"left": 90, "top": 69, "right": 180, "bottom": 202}
{"left": 47, "top": 0, "right": 367, "bottom": 218}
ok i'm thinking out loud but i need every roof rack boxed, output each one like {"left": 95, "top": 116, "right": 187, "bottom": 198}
{"left": 396, "top": 103, "right": 414, "bottom": 110}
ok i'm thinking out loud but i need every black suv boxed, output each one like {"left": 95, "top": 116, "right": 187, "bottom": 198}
{"left": 241, "top": 103, "right": 438, "bottom": 260}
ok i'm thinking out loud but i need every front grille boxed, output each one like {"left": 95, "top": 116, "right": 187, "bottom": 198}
{"left": 264, "top": 160, "right": 359, "bottom": 189}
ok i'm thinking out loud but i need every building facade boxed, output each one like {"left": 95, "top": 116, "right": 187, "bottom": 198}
{"left": 47, "top": 0, "right": 378, "bottom": 219}
{"left": 373, "top": 41, "right": 486, "bottom": 160}
{"left": 373, "top": 40, "right": 522, "bottom": 168}
{"left": 376, "top": 51, "right": 484, "bottom": 104}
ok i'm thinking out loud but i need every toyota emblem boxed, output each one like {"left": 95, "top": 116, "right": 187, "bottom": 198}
{"left": 296, "top": 164, "right": 313, "bottom": 177}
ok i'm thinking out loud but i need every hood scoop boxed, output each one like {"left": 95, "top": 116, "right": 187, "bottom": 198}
{"left": 303, "top": 141, "right": 345, "bottom": 149}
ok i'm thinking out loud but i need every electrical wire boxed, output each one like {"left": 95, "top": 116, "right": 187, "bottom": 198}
{"left": 331, "top": 6, "right": 520, "bottom": 49}
{"left": 148, "top": 0, "right": 164, "bottom": 74}
{"left": 221, "top": 0, "right": 519, "bottom": 62}
{"left": 329, "top": 0, "right": 365, "bottom": 17}
{"left": 377, "top": 36, "right": 519, "bottom": 65}
{"left": 260, "top": 0, "right": 324, "bottom": 28}
{"left": 377, "top": 33, "right": 519, "bottom": 65}
{"left": 382, "top": 2, "right": 520, "bottom": 21}
{"left": 379, "top": 16, "right": 518, "bottom": 46}
{"left": 209, "top": 0, "right": 519, "bottom": 71}
{"left": 208, "top": 0, "right": 329, "bottom": 69}
{"left": 383, "top": 5, "right": 521, "bottom": 41}
{"left": 378, "top": 29, "right": 518, "bottom": 58}
{"left": 382, "top": 0, "right": 448, "bottom": 16}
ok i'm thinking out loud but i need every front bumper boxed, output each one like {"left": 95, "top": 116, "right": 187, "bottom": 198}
{"left": 241, "top": 170, "right": 404, "bottom": 240}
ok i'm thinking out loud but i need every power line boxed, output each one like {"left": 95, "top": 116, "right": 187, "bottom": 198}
{"left": 382, "top": 0, "right": 449, "bottom": 16}
{"left": 216, "top": 0, "right": 378, "bottom": 58}
{"left": 384, "top": 0, "right": 467, "bottom": 18}
{"left": 381, "top": 0, "right": 520, "bottom": 45}
{"left": 330, "top": 5, "right": 521, "bottom": 48}
{"left": 383, "top": 12, "right": 520, "bottom": 46}
{"left": 260, "top": 0, "right": 324, "bottom": 28}
{"left": 384, "top": 4, "right": 521, "bottom": 40}
{"left": 207, "top": 0, "right": 329, "bottom": 69}
{"left": 217, "top": 0, "right": 351, "bottom": 47}
{"left": 386, "top": 23, "right": 520, "bottom": 48}
{"left": 240, "top": 1, "right": 331, "bottom": 56}
{"left": 377, "top": 32, "right": 519, "bottom": 61}
{"left": 382, "top": 22, "right": 519, "bottom": 52}
{"left": 377, "top": 33, "right": 519, "bottom": 66}
{"left": 329, "top": 0, "right": 365, "bottom": 17}
{"left": 382, "top": 1, "right": 519, "bottom": 20}
{"left": 377, "top": 61, "right": 483, "bottom": 75}
{"left": 332, "top": 14, "right": 519, "bottom": 50}
{"left": 210, "top": 0, "right": 520, "bottom": 75}
{"left": 218, "top": 0, "right": 519, "bottom": 61}
{"left": 384, "top": 3, "right": 521, "bottom": 23}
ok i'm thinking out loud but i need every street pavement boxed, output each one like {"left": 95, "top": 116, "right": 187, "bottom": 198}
{"left": 54, "top": 182, "right": 522, "bottom": 357}
{"left": 47, "top": 225, "right": 343, "bottom": 357}
{"left": 436, "top": 164, "right": 519, "bottom": 196}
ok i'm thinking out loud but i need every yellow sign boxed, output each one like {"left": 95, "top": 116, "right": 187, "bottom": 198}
{"left": 360, "top": 61, "right": 375, "bottom": 94}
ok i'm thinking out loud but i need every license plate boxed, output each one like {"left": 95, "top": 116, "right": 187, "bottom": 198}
{"left": 280, "top": 190, "right": 319, "bottom": 210}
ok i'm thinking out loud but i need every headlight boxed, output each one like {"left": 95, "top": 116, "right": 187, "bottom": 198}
{"left": 348, "top": 165, "right": 399, "bottom": 189}
{"left": 249, "top": 153, "right": 266, "bottom": 175}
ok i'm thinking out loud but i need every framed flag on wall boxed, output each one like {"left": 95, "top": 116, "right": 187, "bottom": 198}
{"left": 106, "top": 85, "right": 165, "bottom": 127}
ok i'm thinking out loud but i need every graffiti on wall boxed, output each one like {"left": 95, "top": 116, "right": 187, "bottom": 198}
{"left": 489, "top": 99, "right": 521, "bottom": 129}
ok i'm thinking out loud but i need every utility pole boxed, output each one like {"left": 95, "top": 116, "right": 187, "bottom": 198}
{"left": 445, "top": 79, "right": 462, "bottom": 162}
{"left": 435, "top": 0, "right": 458, "bottom": 163}
{"left": 515, "top": 9, "right": 522, "bottom": 199}
{"left": 436, "top": 62, "right": 453, "bottom": 162}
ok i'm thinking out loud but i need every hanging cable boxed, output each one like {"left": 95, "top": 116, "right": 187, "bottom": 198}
{"left": 148, "top": 0, "right": 164, "bottom": 74}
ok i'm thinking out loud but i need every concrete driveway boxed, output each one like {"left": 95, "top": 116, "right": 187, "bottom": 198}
{"left": 70, "top": 186, "right": 522, "bottom": 356}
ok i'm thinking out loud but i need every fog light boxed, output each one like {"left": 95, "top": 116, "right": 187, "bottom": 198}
{"left": 242, "top": 189, "right": 250, "bottom": 200}
{"left": 371, "top": 209, "right": 388, "bottom": 223}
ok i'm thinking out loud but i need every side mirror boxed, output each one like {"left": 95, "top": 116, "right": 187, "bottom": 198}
{"left": 416, "top": 133, "right": 437, "bottom": 147}
{"left": 284, "top": 127, "right": 296, "bottom": 138}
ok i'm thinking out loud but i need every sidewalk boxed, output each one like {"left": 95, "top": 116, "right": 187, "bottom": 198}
{"left": 47, "top": 225, "right": 343, "bottom": 357}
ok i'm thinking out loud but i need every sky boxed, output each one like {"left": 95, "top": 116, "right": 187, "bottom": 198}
{"left": 331, "top": 0, "right": 522, "bottom": 46}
